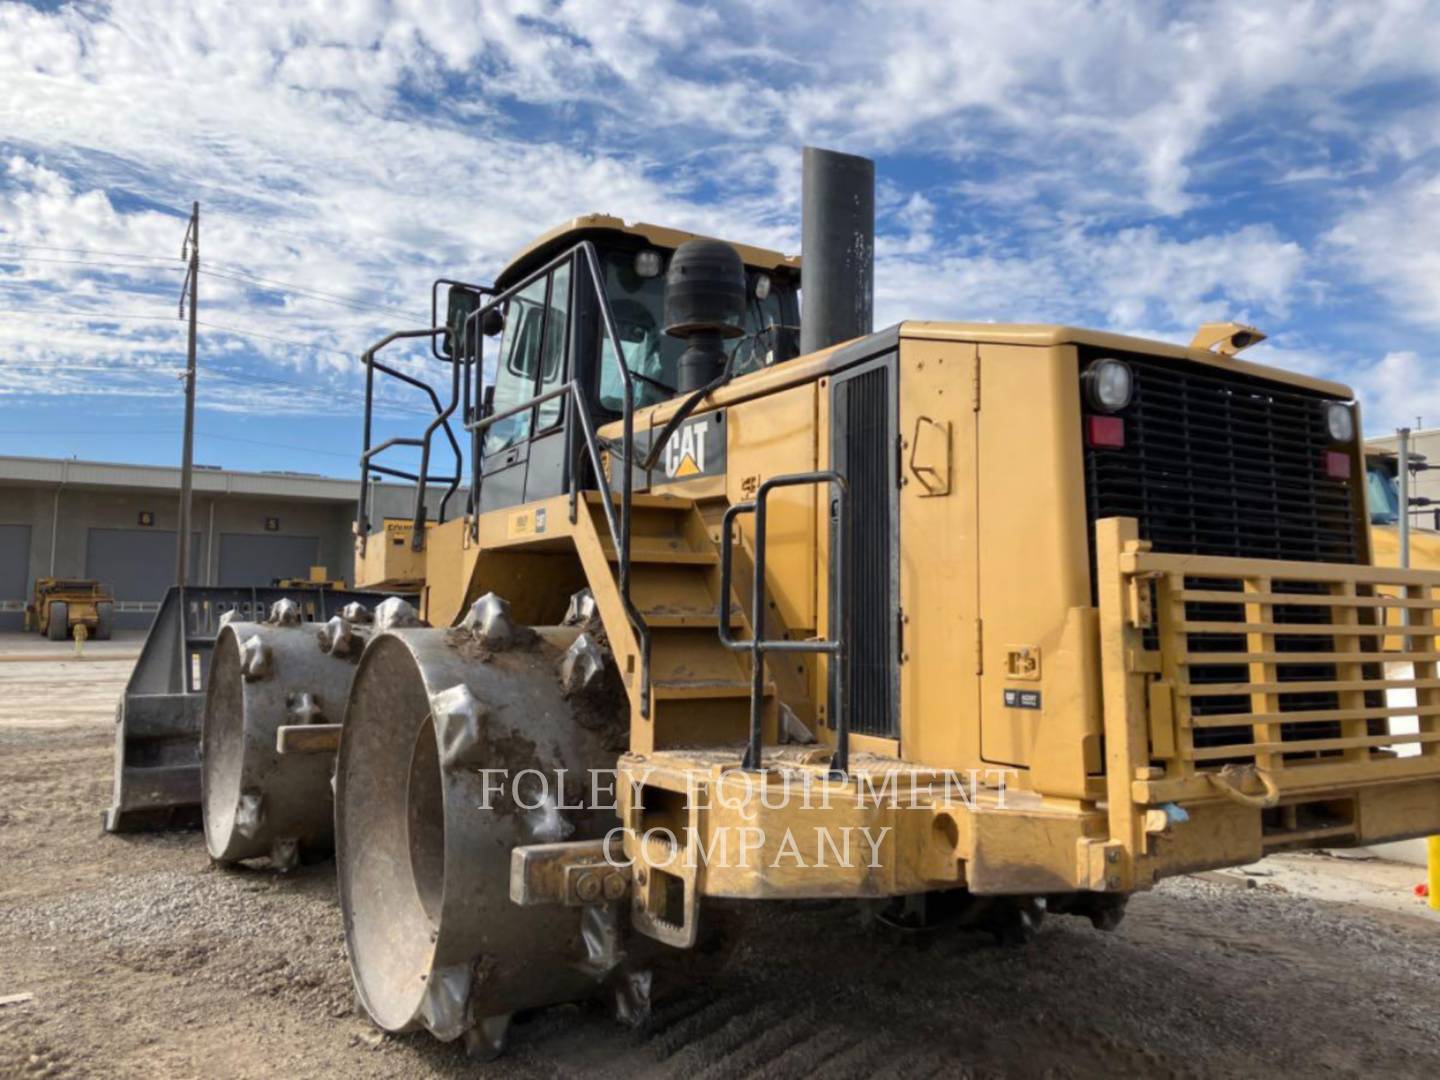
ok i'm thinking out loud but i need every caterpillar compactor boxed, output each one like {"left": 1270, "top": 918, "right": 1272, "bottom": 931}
{"left": 177, "top": 149, "right": 1440, "bottom": 1056}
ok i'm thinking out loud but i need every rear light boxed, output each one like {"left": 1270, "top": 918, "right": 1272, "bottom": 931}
{"left": 1085, "top": 415, "right": 1125, "bottom": 449}
{"left": 1323, "top": 450, "right": 1351, "bottom": 480}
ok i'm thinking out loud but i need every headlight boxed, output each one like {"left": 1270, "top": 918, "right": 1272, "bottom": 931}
{"left": 1082, "top": 358, "right": 1134, "bottom": 413}
{"left": 634, "top": 250, "right": 664, "bottom": 278}
{"left": 1325, "top": 402, "right": 1355, "bottom": 443}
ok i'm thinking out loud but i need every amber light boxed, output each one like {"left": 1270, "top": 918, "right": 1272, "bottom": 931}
{"left": 1323, "top": 450, "right": 1351, "bottom": 480}
{"left": 1086, "top": 415, "right": 1125, "bottom": 449}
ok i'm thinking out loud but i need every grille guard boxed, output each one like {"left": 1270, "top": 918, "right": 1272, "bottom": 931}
{"left": 1095, "top": 516, "right": 1440, "bottom": 888}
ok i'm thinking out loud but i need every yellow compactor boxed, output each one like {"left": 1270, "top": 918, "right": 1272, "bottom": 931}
{"left": 27, "top": 577, "right": 114, "bottom": 642}
{"left": 146, "top": 149, "right": 1440, "bottom": 1057}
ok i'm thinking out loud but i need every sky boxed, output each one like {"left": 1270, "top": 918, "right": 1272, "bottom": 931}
{"left": 3, "top": 0, "right": 1440, "bottom": 479}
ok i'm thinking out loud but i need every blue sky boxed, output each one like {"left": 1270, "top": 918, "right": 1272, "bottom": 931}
{"left": 3, "top": 0, "right": 1440, "bottom": 479}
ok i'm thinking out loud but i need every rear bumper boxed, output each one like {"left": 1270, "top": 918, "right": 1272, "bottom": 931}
{"left": 618, "top": 519, "right": 1440, "bottom": 942}
{"left": 1094, "top": 516, "right": 1440, "bottom": 890}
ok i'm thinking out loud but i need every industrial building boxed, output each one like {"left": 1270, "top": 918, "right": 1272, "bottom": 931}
{"left": 0, "top": 454, "right": 460, "bottom": 630}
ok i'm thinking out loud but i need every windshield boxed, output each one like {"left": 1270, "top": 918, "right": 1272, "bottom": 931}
{"left": 1366, "top": 460, "right": 1401, "bottom": 525}
{"left": 597, "top": 250, "right": 793, "bottom": 412}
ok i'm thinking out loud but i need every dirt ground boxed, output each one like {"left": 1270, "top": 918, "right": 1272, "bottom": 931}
{"left": 3, "top": 645, "right": 1440, "bottom": 1079}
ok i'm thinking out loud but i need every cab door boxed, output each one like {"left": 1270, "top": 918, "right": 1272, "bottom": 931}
{"left": 477, "top": 261, "right": 572, "bottom": 513}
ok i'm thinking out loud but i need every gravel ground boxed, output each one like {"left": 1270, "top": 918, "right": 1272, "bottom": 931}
{"left": 2, "top": 654, "right": 1439, "bottom": 1078}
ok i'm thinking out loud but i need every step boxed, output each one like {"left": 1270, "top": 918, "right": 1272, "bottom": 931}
{"left": 600, "top": 539, "right": 717, "bottom": 566}
{"left": 583, "top": 490, "right": 692, "bottom": 512}
{"left": 642, "top": 608, "right": 747, "bottom": 629}
{"left": 652, "top": 678, "right": 775, "bottom": 701}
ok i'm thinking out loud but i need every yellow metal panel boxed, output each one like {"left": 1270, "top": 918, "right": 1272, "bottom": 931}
{"left": 897, "top": 337, "right": 979, "bottom": 770}
{"left": 1430, "top": 835, "right": 1440, "bottom": 911}
{"left": 421, "top": 517, "right": 481, "bottom": 628}
{"left": 976, "top": 343, "right": 1094, "bottom": 774}
{"left": 354, "top": 519, "right": 427, "bottom": 590}
{"left": 900, "top": 321, "right": 1355, "bottom": 400}
{"left": 724, "top": 383, "right": 818, "bottom": 631}
{"left": 497, "top": 213, "right": 799, "bottom": 289}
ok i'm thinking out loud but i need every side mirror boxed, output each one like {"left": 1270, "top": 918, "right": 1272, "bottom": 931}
{"left": 481, "top": 307, "right": 505, "bottom": 338}
{"left": 443, "top": 285, "right": 483, "bottom": 359}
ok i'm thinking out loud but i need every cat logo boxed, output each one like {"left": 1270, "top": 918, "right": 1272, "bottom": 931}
{"left": 661, "top": 411, "right": 725, "bottom": 480}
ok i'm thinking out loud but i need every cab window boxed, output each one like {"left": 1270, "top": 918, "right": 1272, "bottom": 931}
{"left": 536, "top": 260, "right": 571, "bottom": 431}
{"left": 1367, "top": 460, "right": 1401, "bottom": 525}
{"left": 597, "top": 249, "right": 795, "bottom": 413}
{"left": 484, "top": 264, "right": 570, "bottom": 456}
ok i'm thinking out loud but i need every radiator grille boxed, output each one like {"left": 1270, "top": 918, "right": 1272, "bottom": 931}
{"left": 834, "top": 363, "right": 896, "bottom": 738}
{"left": 1081, "top": 351, "right": 1364, "bottom": 762}
{"left": 1082, "top": 350, "right": 1359, "bottom": 564}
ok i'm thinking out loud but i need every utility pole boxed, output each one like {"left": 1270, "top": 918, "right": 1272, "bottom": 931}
{"left": 1398, "top": 427, "right": 1411, "bottom": 570}
{"left": 176, "top": 202, "right": 199, "bottom": 586}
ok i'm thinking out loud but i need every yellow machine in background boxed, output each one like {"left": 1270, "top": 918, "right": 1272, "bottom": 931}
{"left": 270, "top": 565, "right": 347, "bottom": 591}
{"left": 26, "top": 577, "right": 114, "bottom": 642}
{"left": 1365, "top": 448, "right": 1440, "bottom": 909}
{"left": 171, "top": 148, "right": 1440, "bottom": 1057}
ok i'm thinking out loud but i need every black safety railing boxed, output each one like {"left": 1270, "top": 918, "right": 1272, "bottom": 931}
{"left": 719, "top": 471, "right": 851, "bottom": 776}
{"left": 451, "top": 241, "right": 653, "bottom": 717}
{"left": 356, "top": 325, "right": 470, "bottom": 552}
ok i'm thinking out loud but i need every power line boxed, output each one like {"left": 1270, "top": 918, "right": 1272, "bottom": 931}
{"left": 0, "top": 357, "right": 437, "bottom": 418}
{"left": 203, "top": 263, "right": 422, "bottom": 320}
{"left": 0, "top": 428, "right": 360, "bottom": 462}
{"left": 0, "top": 241, "right": 180, "bottom": 262}
{"left": 0, "top": 255, "right": 186, "bottom": 273}
{"left": 0, "top": 247, "right": 422, "bottom": 321}
{"left": 195, "top": 318, "right": 354, "bottom": 357}
{"left": 0, "top": 307, "right": 362, "bottom": 358}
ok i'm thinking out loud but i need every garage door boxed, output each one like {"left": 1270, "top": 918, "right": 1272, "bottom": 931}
{"left": 86, "top": 528, "right": 203, "bottom": 629}
{"left": 217, "top": 533, "right": 320, "bottom": 588}
{"left": 0, "top": 524, "right": 31, "bottom": 630}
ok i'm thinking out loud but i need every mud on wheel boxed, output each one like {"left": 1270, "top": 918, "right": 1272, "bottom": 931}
{"left": 335, "top": 593, "right": 643, "bottom": 1059}
{"left": 201, "top": 597, "right": 389, "bottom": 870}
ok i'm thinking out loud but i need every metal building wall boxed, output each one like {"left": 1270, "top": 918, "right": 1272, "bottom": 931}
{"left": 84, "top": 527, "right": 204, "bottom": 629}
{"left": 0, "top": 465, "right": 464, "bottom": 638}
{"left": 216, "top": 532, "right": 320, "bottom": 586}
{"left": 0, "top": 524, "right": 32, "bottom": 630}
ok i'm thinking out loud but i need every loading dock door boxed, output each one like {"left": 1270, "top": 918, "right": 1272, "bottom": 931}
{"left": 217, "top": 533, "right": 320, "bottom": 588}
{"left": 86, "top": 528, "right": 203, "bottom": 629}
{"left": 0, "top": 524, "right": 32, "bottom": 630}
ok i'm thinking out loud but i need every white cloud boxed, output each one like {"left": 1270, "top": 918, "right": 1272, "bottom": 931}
{"left": 1327, "top": 170, "right": 1440, "bottom": 329}
{"left": 0, "top": 0, "right": 1439, "bottom": 435}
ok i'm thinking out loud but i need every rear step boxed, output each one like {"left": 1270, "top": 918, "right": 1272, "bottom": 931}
{"left": 641, "top": 609, "right": 747, "bottom": 629}
{"left": 652, "top": 679, "right": 776, "bottom": 701}
{"left": 599, "top": 540, "right": 718, "bottom": 565}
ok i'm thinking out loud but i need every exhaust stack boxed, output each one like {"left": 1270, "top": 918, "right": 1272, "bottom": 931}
{"left": 800, "top": 146, "right": 875, "bottom": 356}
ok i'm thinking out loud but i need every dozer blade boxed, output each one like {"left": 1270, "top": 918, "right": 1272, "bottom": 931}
{"left": 104, "top": 585, "right": 412, "bottom": 833}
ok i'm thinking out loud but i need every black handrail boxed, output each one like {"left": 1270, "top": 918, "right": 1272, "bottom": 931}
{"left": 455, "top": 240, "right": 652, "bottom": 718}
{"left": 468, "top": 378, "right": 653, "bottom": 719}
{"left": 356, "top": 327, "right": 466, "bottom": 552}
{"left": 356, "top": 240, "right": 667, "bottom": 719}
{"left": 719, "top": 471, "right": 851, "bottom": 777}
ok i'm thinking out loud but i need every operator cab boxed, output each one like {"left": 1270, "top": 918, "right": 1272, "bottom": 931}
{"left": 1366, "top": 451, "right": 1403, "bottom": 526}
{"left": 457, "top": 215, "right": 800, "bottom": 514}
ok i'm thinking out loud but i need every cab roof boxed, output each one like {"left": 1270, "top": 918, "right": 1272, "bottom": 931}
{"left": 496, "top": 213, "right": 801, "bottom": 290}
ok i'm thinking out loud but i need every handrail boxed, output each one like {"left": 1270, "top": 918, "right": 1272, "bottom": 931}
{"left": 356, "top": 326, "right": 465, "bottom": 553}
{"left": 456, "top": 240, "right": 651, "bottom": 717}
{"left": 719, "top": 471, "right": 850, "bottom": 777}
{"left": 356, "top": 239, "right": 677, "bottom": 719}
{"left": 469, "top": 378, "right": 653, "bottom": 718}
